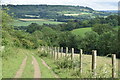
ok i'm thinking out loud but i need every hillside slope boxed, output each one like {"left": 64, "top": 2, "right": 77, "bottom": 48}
{"left": 2, "top": 5, "right": 114, "bottom": 19}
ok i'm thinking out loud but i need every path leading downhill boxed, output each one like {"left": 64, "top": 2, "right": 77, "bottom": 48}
{"left": 41, "top": 59, "right": 59, "bottom": 78}
{"left": 14, "top": 56, "right": 27, "bottom": 78}
{"left": 32, "top": 55, "right": 41, "bottom": 78}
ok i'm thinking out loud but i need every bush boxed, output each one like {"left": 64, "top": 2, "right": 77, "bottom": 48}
{"left": 2, "top": 46, "right": 16, "bottom": 59}
{"left": 55, "top": 57, "right": 73, "bottom": 69}
{"left": 20, "top": 39, "right": 34, "bottom": 49}
{"left": 13, "top": 38, "right": 22, "bottom": 47}
{"left": 37, "top": 50, "right": 49, "bottom": 57}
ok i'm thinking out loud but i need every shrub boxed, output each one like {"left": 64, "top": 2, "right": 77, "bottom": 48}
{"left": 2, "top": 46, "right": 16, "bottom": 59}
{"left": 37, "top": 50, "right": 49, "bottom": 57}
{"left": 20, "top": 39, "right": 34, "bottom": 49}
{"left": 55, "top": 57, "right": 73, "bottom": 69}
{"left": 13, "top": 38, "right": 22, "bottom": 47}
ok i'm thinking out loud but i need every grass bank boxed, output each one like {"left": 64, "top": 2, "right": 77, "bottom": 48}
{"left": 37, "top": 52, "right": 120, "bottom": 78}
{"left": 2, "top": 47, "right": 27, "bottom": 78}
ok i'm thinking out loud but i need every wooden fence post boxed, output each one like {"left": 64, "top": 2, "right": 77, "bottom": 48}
{"left": 50, "top": 46, "right": 53, "bottom": 58}
{"left": 71, "top": 48, "right": 74, "bottom": 60}
{"left": 48, "top": 46, "right": 50, "bottom": 58}
{"left": 112, "top": 54, "right": 116, "bottom": 78}
{"left": 47, "top": 46, "right": 50, "bottom": 55}
{"left": 66, "top": 47, "right": 68, "bottom": 57}
{"left": 57, "top": 47, "right": 60, "bottom": 59}
{"left": 43, "top": 46, "right": 45, "bottom": 53}
{"left": 92, "top": 50, "right": 97, "bottom": 78}
{"left": 54, "top": 47, "right": 57, "bottom": 60}
{"left": 61, "top": 47, "right": 63, "bottom": 58}
{"left": 53, "top": 47, "right": 55, "bottom": 58}
{"left": 52, "top": 47, "right": 54, "bottom": 58}
{"left": 71, "top": 48, "right": 74, "bottom": 69}
{"left": 79, "top": 49, "right": 83, "bottom": 74}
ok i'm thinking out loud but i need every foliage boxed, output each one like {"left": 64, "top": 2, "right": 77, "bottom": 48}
{"left": 2, "top": 5, "right": 98, "bottom": 20}
{"left": 97, "top": 31, "right": 118, "bottom": 56}
{"left": 26, "top": 23, "right": 42, "bottom": 33}
{"left": 78, "top": 31, "right": 99, "bottom": 53}
{"left": 58, "top": 31, "right": 78, "bottom": 48}
{"left": 55, "top": 57, "right": 73, "bottom": 69}
{"left": 2, "top": 10, "right": 13, "bottom": 27}
{"left": 37, "top": 50, "right": 49, "bottom": 57}
{"left": 92, "top": 24, "right": 113, "bottom": 35}
{"left": 2, "top": 8, "right": 119, "bottom": 57}
{"left": 41, "top": 27, "right": 59, "bottom": 46}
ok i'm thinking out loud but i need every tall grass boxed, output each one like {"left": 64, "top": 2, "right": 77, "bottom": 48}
{"left": 37, "top": 50, "right": 120, "bottom": 78}
{"left": 2, "top": 46, "right": 26, "bottom": 78}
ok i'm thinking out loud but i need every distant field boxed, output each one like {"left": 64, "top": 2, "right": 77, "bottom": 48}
{"left": 13, "top": 19, "right": 64, "bottom": 26}
{"left": 64, "top": 14, "right": 80, "bottom": 16}
{"left": 64, "top": 12, "right": 92, "bottom": 16}
{"left": 19, "top": 19, "right": 50, "bottom": 21}
{"left": 72, "top": 27, "right": 92, "bottom": 37}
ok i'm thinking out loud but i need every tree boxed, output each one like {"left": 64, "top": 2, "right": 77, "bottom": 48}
{"left": 41, "top": 27, "right": 59, "bottom": 46}
{"left": 79, "top": 31, "right": 99, "bottom": 53}
{"left": 58, "top": 31, "right": 77, "bottom": 48}
{"left": 97, "top": 31, "right": 118, "bottom": 56}
{"left": 32, "top": 31, "right": 43, "bottom": 40}
{"left": 92, "top": 24, "right": 113, "bottom": 35}
{"left": 26, "top": 23, "right": 42, "bottom": 33}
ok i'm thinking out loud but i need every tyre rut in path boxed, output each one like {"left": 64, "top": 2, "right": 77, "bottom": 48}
{"left": 41, "top": 59, "right": 59, "bottom": 78}
{"left": 32, "top": 55, "right": 41, "bottom": 78}
{"left": 14, "top": 56, "right": 27, "bottom": 78}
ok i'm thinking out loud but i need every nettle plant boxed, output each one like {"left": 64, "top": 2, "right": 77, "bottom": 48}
{"left": 96, "top": 64, "right": 112, "bottom": 78}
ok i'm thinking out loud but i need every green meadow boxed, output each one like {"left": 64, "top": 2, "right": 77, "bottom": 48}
{"left": 12, "top": 19, "right": 63, "bottom": 26}
{"left": 72, "top": 27, "right": 92, "bottom": 37}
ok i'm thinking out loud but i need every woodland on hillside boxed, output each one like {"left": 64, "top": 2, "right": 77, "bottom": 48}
{"left": 1, "top": 9, "right": 120, "bottom": 58}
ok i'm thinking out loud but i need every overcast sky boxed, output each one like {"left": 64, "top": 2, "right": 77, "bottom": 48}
{"left": 1, "top": 0, "right": 119, "bottom": 10}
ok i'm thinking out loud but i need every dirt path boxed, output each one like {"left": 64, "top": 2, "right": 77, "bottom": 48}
{"left": 32, "top": 55, "right": 41, "bottom": 78}
{"left": 41, "top": 59, "right": 59, "bottom": 78}
{"left": 14, "top": 56, "right": 27, "bottom": 78}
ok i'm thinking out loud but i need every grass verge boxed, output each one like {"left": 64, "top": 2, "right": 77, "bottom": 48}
{"left": 2, "top": 47, "right": 26, "bottom": 78}
{"left": 38, "top": 54, "right": 120, "bottom": 78}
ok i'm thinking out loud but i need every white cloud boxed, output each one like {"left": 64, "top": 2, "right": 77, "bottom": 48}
{"left": 1, "top": 0, "right": 119, "bottom": 10}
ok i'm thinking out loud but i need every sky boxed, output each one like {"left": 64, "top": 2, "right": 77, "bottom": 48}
{"left": 1, "top": 0, "right": 119, "bottom": 10}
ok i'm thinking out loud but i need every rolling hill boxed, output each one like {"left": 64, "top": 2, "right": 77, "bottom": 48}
{"left": 2, "top": 5, "right": 115, "bottom": 20}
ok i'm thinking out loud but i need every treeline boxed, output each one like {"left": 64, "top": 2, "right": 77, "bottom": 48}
{"left": 2, "top": 10, "right": 120, "bottom": 58}
{"left": 17, "top": 15, "right": 118, "bottom": 32}
{"left": 2, "top": 5, "right": 114, "bottom": 20}
{"left": 2, "top": 5, "right": 93, "bottom": 19}
{"left": 24, "top": 23, "right": 119, "bottom": 56}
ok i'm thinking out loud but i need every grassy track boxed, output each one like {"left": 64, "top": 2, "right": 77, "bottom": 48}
{"left": 21, "top": 54, "right": 34, "bottom": 78}
{"left": 72, "top": 27, "right": 92, "bottom": 37}
{"left": 2, "top": 48, "right": 57, "bottom": 78}
{"left": 33, "top": 54, "right": 56, "bottom": 78}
